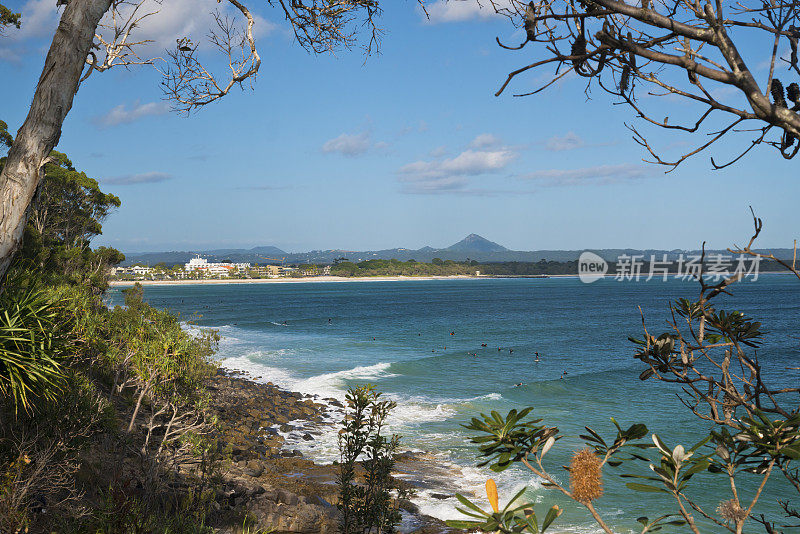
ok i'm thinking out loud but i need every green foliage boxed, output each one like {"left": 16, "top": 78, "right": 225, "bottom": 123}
{"left": 462, "top": 408, "right": 558, "bottom": 472}
{"left": 0, "top": 367, "right": 112, "bottom": 533}
{"left": 0, "top": 144, "right": 228, "bottom": 530}
{"left": 0, "top": 5, "right": 20, "bottom": 31}
{"left": 75, "top": 485, "right": 217, "bottom": 534}
{"left": 15, "top": 150, "right": 123, "bottom": 289}
{"left": 106, "top": 282, "right": 217, "bottom": 403}
{"left": 448, "top": 489, "right": 562, "bottom": 533}
{"left": 0, "top": 277, "right": 68, "bottom": 413}
{"left": 331, "top": 258, "right": 476, "bottom": 277}
{"left": 337, "top": 385, "right": 403, "bottom": 534}
{"left": 0, "top": 119, "right": 12, "bottom": 149}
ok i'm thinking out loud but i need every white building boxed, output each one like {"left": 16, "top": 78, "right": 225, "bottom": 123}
{"left": 132, "top": 266, "right": 153, "bottom": 276}
{"left": 184, "top": 255, "right": 251, "bottom": 277}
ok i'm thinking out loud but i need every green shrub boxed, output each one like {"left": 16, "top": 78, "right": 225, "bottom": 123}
{"left": 337, "top": 385, "right": 403, "bottom": 534}
{"left": 0, "top": 279, "right": 68, "bottom": 414}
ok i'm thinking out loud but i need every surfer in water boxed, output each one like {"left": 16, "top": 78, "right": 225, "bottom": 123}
{"left": 513, "top": 382, "right": 523, "bottom": 388}
{"left": 328, "top": 318, "right": 332, "bottom": 325}
{"left": 535, "top": 352, "right": 540, "bottom": 362}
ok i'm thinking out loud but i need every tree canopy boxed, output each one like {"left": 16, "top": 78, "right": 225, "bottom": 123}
{"left": 0, "top": 4, "right": 20, "bottom": 32}
{"left": 1, "top": 142, "right": 123, "bottom": 289}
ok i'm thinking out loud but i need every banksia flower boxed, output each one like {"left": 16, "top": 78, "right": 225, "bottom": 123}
{"left": 524, "top": 2, "right": 537, "bottom": 41}
{"left": 569, "top": 448, "right": 603, "bottom": 503}
{"left": 717, "top": 498, "right": 747, "bottom": 523}
{"left": 571, "top": 34, "right": 587, "bottom": 70}
{"left": 771, "top": 78, "right": 787, "bottom": 108}
{"left": 788, "top": 83, "right": 800, "bottom": 104}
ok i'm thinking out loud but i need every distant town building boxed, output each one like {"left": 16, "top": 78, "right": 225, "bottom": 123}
{"left": 184, "top": 255, "right": 250, "bottom": 277}
{"left": 251, "top": 264, "right": 283, "bottom": 277}
{"left": 109, "top": 265, "right": 153, "bottom": 278}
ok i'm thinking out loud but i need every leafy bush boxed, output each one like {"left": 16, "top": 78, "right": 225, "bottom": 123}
{"left": 337, "top": 385, "right": 403, "bottom": 534}
{"left": 0, "top": 368, "right": 111, "bottom": 533}
{"left": 0, "top": 278, "right": 68, "bottom": 413}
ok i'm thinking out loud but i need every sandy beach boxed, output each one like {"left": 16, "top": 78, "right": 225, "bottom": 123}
{"left": 108, "top": 274, "right": 480, "bottom": 286}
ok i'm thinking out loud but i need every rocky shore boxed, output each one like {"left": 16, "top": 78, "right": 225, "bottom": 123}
{"left": 208, "top": 369, "right": 458, "bottom": 533}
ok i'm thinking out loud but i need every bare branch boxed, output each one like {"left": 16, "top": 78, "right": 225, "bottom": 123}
{"left": 493, "top": 0, "right": 800, "bottom": 168}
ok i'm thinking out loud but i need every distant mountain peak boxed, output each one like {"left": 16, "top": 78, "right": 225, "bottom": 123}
{"left": 446, "top": 234, "right": 508, "bottom": 253}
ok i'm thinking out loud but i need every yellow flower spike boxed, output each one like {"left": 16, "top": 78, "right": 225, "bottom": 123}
{"left": 486, "top": 478, "right": 499, "bottom": 513}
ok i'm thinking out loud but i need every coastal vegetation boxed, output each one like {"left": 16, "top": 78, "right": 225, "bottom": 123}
{"left": 331, "top": 259, "right": 478, "bottom": 278}
{"left": 337, "top": 385, "right": 404, "bottom": 534}
{"left": 449, "top": 217, "right": 800, "bottom": 533}
{"left": 1, "top": 142, "right": 409, "bottom": 533}
{"left": 0, "top": 145, "right": 233, "bottom": 532}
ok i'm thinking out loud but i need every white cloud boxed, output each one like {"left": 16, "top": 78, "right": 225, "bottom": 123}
{"left": 104, "top": 172, "right": 173, "bottom": 185}
{"left": 522, "top": 163, "right": 657, "bottom": 186}
{"left": 424, "top": 0, "right": 507, "bottom": 23}
{"left": 322, "top": 131, "right": 372, "bottom": 156}
{"left": 469, "top": 133, "right": 501, "bottom": 149}
{"left": 544, "top": 131, "right": 585, "bottom": 151}
{"left": 399, "top": 136, "right": 517, "bottom": 193}
{"left": 93, "top": 101, "right": 169, "bottom": 127}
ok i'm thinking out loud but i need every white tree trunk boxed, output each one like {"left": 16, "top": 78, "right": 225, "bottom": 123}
{"left": 0, "top": 0, "right": 112, "bottom": 284}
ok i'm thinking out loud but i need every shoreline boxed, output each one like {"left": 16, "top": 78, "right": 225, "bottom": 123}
{"left": 109, "top": 275, "right": 479, "bottom": 286}
{"left": 210, "top": 366, "right": 457, "bottom": 533}
{"left": 109, "top": 270, "right": 792, "bottom": 287}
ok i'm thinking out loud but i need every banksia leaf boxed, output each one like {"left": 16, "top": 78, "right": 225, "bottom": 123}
{"left": 570, "top": 448, "right": 603, "bottom": 503}
{"left": 486, "top": 479, "right": 499, "bottom": 513}
{"left": 788, "top": 83, "right": 800, "bottom": 104}
{"left": 771, "top": 78, "right": 787, "bottom": 107}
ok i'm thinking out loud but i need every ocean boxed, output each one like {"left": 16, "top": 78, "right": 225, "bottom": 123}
{"left": 106, "top": 275, "right": 799, "bottom": 532}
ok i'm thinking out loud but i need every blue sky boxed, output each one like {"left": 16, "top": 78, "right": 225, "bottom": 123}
{"left": 1, "top": 0, "right": 798, "bottom": 253}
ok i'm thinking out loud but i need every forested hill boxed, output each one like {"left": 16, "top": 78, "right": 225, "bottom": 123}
{"left": 122, "top": 233, "right": 798, "bottom": 267}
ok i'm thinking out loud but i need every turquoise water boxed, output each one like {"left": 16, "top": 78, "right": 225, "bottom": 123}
{"left": 107, "top": 275, "right": 799, "bottom": 532}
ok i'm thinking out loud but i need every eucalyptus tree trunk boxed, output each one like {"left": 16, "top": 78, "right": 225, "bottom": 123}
{"left": 0, "top": 0, "right": 111, "bottom": 285}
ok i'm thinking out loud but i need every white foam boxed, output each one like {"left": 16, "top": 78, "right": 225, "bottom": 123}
{"left": 470, "top": 392, "right": 503, "bottom": 401}
{"left": 399, "top": 451, "right": 544, "bottom": 522}
{"left": 292, "top": 362, "right": 398, "bottom": 398}
{"left": 387, "top": 397, "right": 457, "bottom": 429}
